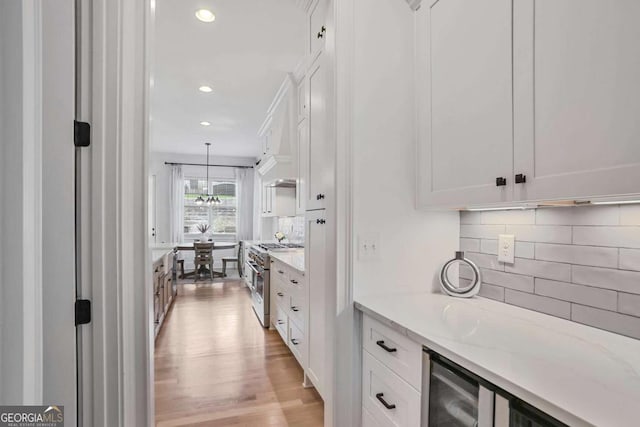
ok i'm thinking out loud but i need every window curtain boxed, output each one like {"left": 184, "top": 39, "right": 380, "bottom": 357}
{"left": 169, "top": 165, "right": 184, "bottom": 243}
{"left": 235, "top": 168, "right": 254, "bottom": 241}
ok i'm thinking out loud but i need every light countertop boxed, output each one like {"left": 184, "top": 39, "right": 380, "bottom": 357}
{"left": 355, "top": 292, "right": 640, "bottom": 427}
{"left": 269, "top": 250, "right": 305, "bottom": 274}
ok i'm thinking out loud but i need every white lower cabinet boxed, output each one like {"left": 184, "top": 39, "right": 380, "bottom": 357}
{"left": 361, "top": 313, "right": 567, "bottom": 427}
{"left": 289, "top": 319, "right": 305, "bottom": 367}
{"left": 363, "top": 351, "right": 422, "bottom": 427}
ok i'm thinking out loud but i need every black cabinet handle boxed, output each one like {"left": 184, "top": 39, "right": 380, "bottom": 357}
{"left": 515, "top": 173, "right": 527, "bottom": 184}
{"left": 290, "top": 279, "right": 298, "bottom": 284}
{"left": 291, "top": 306, "right": 300, "bottom": 312}
{"left": 376, "top": 340, "right": 397, "bottom": 353}
{"left": 278, "top": 270, "right": 284, "bottom": 274}
{"left": 316, "top": 193, "right": 325, "bottom": 200}
{"left": 278, "top": 320, "right": 285, "bottom": 325}
{"left": 496, "top": 177, "right": 507, "bottom": 187}
{"left": 291, "top": 338, "right": 300, "bottom": 345}
{"left": 316, "top": 219, "right": 326, "bottom": 225}
{"left": 277, "top": 292, "right": 284, "bottom": 297}
{"left": 317, "top": 31, "right": 324, "bottom": 39}
{"left": 375, "top": 393, "right": 396, "bottom": 410}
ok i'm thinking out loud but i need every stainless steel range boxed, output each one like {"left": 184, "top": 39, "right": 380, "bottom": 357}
{"left": 246, "top": 242, "right": 304, "bottom": 327}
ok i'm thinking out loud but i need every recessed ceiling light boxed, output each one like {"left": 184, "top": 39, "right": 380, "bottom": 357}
{"left": 200, "top": 121, "right": 211, "bottom": 126}
{"left": 199, "top": 85, "right": 212, "bottom": 93}
{"left": 195, "top": 9, "right": 215, "bottom": 23}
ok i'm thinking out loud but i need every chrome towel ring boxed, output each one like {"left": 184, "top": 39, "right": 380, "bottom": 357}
{"left": 440, "top": 251, "right": 482, "bottom": 298}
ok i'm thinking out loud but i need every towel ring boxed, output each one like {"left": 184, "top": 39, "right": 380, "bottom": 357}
{"left": 440, "top": 251, "right": 482, "bottom": 298}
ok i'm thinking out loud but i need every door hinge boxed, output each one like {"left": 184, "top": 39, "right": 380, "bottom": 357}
{"left": 74, "top": 120, "right": 91, "bottom": 147}
{"left": 75, "top": 299, "right": 91, "bottom": 326}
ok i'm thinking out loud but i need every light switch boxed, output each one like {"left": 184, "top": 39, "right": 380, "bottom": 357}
{"left": 498, "top": 234, "right": 515, "bottom": 264}
{"left": 358, "top": 233, "right": 380, "bottom": 261}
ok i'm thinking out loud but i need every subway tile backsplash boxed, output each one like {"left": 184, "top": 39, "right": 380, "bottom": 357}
{"left": 460, "top": 205, "right": 640, "bottom": 340}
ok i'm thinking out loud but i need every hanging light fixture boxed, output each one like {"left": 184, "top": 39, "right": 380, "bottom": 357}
{"left": 204, "top": 142, "right": 214, "bottom": 205}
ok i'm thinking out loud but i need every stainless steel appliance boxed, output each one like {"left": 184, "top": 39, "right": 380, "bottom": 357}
{"left": 246, "top": 242, "right": 304, "bottom": 327}
{"left": 422, "top": 349, "right": 566, "bottom": 427}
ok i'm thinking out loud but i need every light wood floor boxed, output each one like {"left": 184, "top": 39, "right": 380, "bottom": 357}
{"left": 154, "top": 278, "right": 324, "bottom": 427}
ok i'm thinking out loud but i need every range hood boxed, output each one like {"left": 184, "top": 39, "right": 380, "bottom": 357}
{"left": 267, "top": 178, "right": 296, "bottom": 189}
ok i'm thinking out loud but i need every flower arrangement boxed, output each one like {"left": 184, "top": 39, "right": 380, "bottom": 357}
{"left": 196, "top": 223, "right": 211, "bottom": 234}
{"left": 275, "top": 231, "right": 286, "bottom": 242}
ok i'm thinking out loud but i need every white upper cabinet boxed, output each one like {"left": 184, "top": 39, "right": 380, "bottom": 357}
{"left": 419, "top": 0, "right": 640, "bottom": 208}
{"left": 306, "top": 57, "right": 328, "bottom": 210}
{"left": 296, "top": 120, "right": 309, "bottom": 215}
{"left": 512, "top": 0, "right": 640, "bottom": 202}
{"left": 417, "top": 0, "right": 514, "bottom": 208}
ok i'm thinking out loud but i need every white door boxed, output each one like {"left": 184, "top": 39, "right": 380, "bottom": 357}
{"left": 513, "top": 0, "right": 640, "bottom": 202}
{"left": 296, "top": 120, "right": 309, "bottom": 215}
{"left": 306, "top": 57, "right": 328, "bottom": 210}
{"left": 417, "top": 0, "right": 514, "bottom": 208}
{"left": 42, "top": 0, "right": 77, "bottom": 424}
{"left": 305, "top": 209, "right": 327, "bottom": 398}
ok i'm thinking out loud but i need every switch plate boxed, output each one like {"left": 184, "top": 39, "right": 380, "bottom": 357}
{"left": 358, "top": 233, "right": 380, "bottom": 261}
{"left": 498, "top": 234, "right": 515, "bottom": 264}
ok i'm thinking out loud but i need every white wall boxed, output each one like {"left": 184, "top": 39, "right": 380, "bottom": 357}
{"left": 352, "top": 0, "right": 459, "bottom": 299}
{"left": 0, "top": 0, "right": 25, "bottom": 403}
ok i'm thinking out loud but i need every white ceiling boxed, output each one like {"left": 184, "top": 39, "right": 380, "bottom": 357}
{"left": 150, "top": 0, "right": 305, "bottom": 158}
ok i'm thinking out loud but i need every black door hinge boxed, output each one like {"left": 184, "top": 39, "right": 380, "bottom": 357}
{"left": 75, "top": 299, "right": 91, "bottom": 326}
{"left": 74, "top": 120, "right": 91, "bottom": 147}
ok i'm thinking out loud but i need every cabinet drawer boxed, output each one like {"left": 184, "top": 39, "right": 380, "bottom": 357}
{"left": 274, "top": 282, "right": 288, "bottom": 309}
{"left": 274, "top": 306, "right": 288, "bottom": 342}
{"left": 289, "top": 292, "right": 305, "bottom": 329}
{"left": 289, "top": 319, "right": 305, "bottom": 367}
{"left": 363, "top": 315, "right": 422, "bottom": 391}
{"left": 288, "top": 269, "right": 305, "bottom": 293}
{"left": 273, "top": 263, "right": 289, "bottom": 282}
{"left": 363, "top": 351, "right": 421, "bottom": 427}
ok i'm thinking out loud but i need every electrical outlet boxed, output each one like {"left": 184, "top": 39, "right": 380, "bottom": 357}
{"left": 498, "top": 234, "right": 515, "bottom": 264}
{"left": 358, "top": 233, "right": 380, "bottom": 261}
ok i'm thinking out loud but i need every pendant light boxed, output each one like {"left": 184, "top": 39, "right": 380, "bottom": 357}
{"left": 204, "top": 142, "right": 213, "bottom": 205}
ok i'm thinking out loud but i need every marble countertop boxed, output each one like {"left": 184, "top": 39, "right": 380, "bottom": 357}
{"left": 269, "top": 250, "right": 305, "bottom": 274}
{"left": 355, "top": 292, "right": 640, "bottom": 427}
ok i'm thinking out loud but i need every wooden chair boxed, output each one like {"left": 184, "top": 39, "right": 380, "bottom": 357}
{"left": 221, "top": 244, "right": 240, "bottom": 277}
{"left": 193, "top": 242, "right": 214, "bottom": 281}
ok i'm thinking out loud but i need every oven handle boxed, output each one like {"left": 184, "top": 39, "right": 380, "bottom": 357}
{"left": 246, "top": 261, "right": 261, "bottom": 276}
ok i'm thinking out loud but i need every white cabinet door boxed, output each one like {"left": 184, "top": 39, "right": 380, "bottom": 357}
{"left": 296, "top": 120, "right": 309, "bottom": 215}
{"left": 417, "top": 0, "right": 514, "bottom": 208}
{"left": 513, "top": 0, "right": 640, "bottom": 202}
{"left": 305, "top": 209, "right": 327, "bottom": 398}
{"left": 308, "top": 0, "right": 327, "bottom": 61}
{"left": 297, "top": 78, "right": 307, "bottom": 123}
{"left": 306, "top": 57, "right": 328, "bottom": 210}
{"left": 262, "top": 185, "right": 274, "bottom": 217}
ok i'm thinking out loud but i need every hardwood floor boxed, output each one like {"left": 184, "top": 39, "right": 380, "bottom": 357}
{"left": 154, "top": 278, "right": 324, "bottom": 427}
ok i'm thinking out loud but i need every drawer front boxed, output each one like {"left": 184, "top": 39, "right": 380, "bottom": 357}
{"left": 275, "top": 306, "right": 288, "bottom": 342}
{"left": 274, "top": 282, "right": 288, "bottom": 309}
{"left": 363, "top": 351, "right": 421, "bottom": 427}
{"left": 288, "top": 270, "right": 305, "bottom": 294}
{"left": 363, "top": 315, "right": 422, "bottom": 391}
{"left": 273, "top": 263, "right": 289, "bottom": 283}
{"left": 289, "top": 319, "right": 305, "bottom": 367}
{"left": 289, "top": 291, "right": 305, "bottom": 328}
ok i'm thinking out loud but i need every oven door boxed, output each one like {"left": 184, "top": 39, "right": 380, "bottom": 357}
{"left": 245, "top": 260, "right": 256, "bottom": 288}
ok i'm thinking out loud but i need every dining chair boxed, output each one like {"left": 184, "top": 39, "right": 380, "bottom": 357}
{"left": 193, "top": 242, "right": 214, "bottom": 281}
{"left": 221, "top": 243, "right": 240, "bottom": 277}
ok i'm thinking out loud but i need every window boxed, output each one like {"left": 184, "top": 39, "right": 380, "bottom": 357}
{"left": 183, "top": 177, "right": 237, "bottom": 235}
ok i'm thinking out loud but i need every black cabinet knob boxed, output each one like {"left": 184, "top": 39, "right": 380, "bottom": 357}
{"left": 316, "top": 219, "right": 326, "bottom": 225}
{"left": 515, "top": 173, "right": 527, "bottom": 184}
{"left": 316, "top": 193, "right": 325, "bottom": 200}
{"left": 496, "top": 177, "right": 507, "bottom": 187}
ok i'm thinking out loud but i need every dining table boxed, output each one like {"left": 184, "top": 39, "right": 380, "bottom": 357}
{"left": 176, "top": 241, "right": 238, "bottom": 279}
